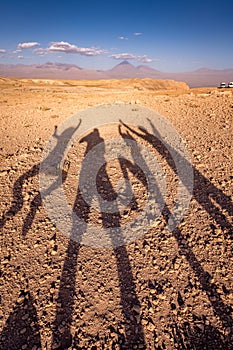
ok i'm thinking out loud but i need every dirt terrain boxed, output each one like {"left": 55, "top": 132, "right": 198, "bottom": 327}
{"left": 0, "top": 77, "right": 232, "bottom": 350}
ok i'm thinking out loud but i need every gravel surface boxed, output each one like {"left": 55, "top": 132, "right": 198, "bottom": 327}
{"left": 0, "top": 79, "right": 232, "bottom": 349}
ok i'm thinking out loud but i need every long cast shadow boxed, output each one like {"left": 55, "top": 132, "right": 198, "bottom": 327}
{"left": 51, "top": 128, "right": 146, "bottom": 349}
{"left": 0, "top": 163, "right": 40, "bottom": 235}
{"left": 121, "top": 121, "right": 233, "bottom": 344}
{"left": 121, "top": 120, "right": 233, "bottom": 234}
{"left": 0, "top": 122, "right": 81, "bottom": 236}
{"left": 0, "top": 123, "right": 81, "bottom": 349}
{"left": 0, "top": 292, "right": 42, "bottom": 350}
{"left": 50, "top": 131, "right": 93, "bottom": 349}
{"left": 170, "top": 312, "right": 230, "bottom": 350}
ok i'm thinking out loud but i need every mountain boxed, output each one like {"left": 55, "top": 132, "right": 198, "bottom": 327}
{"left": 33, "top": 62, "right": 83, "bottom": 70}
{"left": 107, "top": 60, "right": 142, "bottom": 77}
{"left": 163, "top": 68, "right": 233, "bottom": 87}
{"left": 106, "top": 60, "right": 162, "bottom": 79}
{"left": 0, "top": 62, "right": 107, "bottom": 80}
{"left": 110, "top": 60, "right": 134, "bottom": 70}
{"left": 0, "top": 61, "right": 233, "bottom": 87}
{"left": 136, "top": 64, "right": 161, "bottom": 75}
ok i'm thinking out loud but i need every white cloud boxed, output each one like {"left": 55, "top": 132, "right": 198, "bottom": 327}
{"left": 17, "top": 55, "right": 24, "bottom": 59}
{"left": 138, "top": 55, "right": 153, "bottom": 63}
{"left": 34, "top": 48, "right": 47, "bottom": 56}
{"left": 34, "top": 41, "right": 108, "bottom": 56}
{"left": 133, "top": 32, "right": 142, "bottom": 36}
{"left": 110, "top": 53, "right": 136, "bottom": 60}
{"left": 13, "top": 49, "right": 22, "bottom": 53}
{"left": 110, "top": 53, "right": 153, "bottom": 63}
{"left": 118, "top": 36, "right": 128, "bottom": 40}
{"left": 0, "top": 49, "right": 6, "bottom": 53}
{"left": 18, "top": 42, "right": 40, "bottom": 49}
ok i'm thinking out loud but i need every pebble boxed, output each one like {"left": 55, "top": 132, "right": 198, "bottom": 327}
{"left": 114, "top": 101, "right": 125, "bottom": 105}
{"left": 22, "top": 313, "right": 29, "bottom": 320}
{"left": 141, "top": 319, "right": 148, "bottom": 326}
{"left": 24, "top": 193, "right": 30, "bottom": 201}
{"left": 51, "top": 342, "right": 61, "bottom": 349}
{"left": 135, "top": 314, "right": 141, "bottom": 324}
{"left": 132, "top": 304, "right": 141, "bottom": 313}
{"left": 147, "top": 322, "right": 156, "bottom": 332}
{"left": 20, "top": 328, "right": 27, "bottom": 334}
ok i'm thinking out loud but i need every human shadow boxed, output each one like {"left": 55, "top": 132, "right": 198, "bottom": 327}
{"left": 0, "top": 122, "right": 81, "bottom": 236}
{"left": 0, "top": 123, "right": 81, "bottom": 349}
{"left": 120, "top": 119, "right": 233, "bottom": 235}
{"left": 120, "top": 120, "right": 233, "bottom": 346}
{"left": 0, "top": 291, "right": 42, "bottom": 350}
{"left": 50, "top": 130, "right": 103, "bottom": 349}
{"left": 51, "top": 128, "right": 147, "bottom": 349}
{"left": 170, "top": 312, "right": 230, "bottom": 350}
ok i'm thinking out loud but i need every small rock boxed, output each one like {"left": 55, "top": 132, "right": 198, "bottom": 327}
{"left": 141, "top": 319, "right": 148, "bottom": 326}
{"left": 17, "top": 296, "right": 25, "bottom": 304}
{"left": 135, "top": 314, "right": 141, "bottom": 324}
{"left": 58, "top": 325, "right": 66, "bottom": 333}
{"left": 132, "top": 304, "right": 141, "bottom": 313}
{"left": 114, "top": 101, "right": 125, "bottom": 105}
{"left": 51, "top": 342, "right": 61, "bottom": 350}
{"left": 197, "top": 323, "right": 205, "bottom": 331}
{"left": 20, "top": 328, "right": 27, "bottom": 334}
{"left": 24, "top": 193, "right": 30, "bottom": 201}
{"left": 118, "top": 328, "right": 125, "bottom": 334}
{"left": 22, "top": 313, "right": 29, "bottom": 321}
{"left": 181, "top": 306, "right": 188, "bottom": 313}
{"left": 147, "top": 322, "right": 155, "bottom": 332}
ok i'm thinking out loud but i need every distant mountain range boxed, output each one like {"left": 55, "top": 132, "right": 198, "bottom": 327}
{"left": 0, "top": 60, "right": 233, "bottom": 87}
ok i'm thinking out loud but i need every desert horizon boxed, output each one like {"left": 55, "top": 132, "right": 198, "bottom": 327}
{"left": 1, "top": 60, "right": 233, "bottom": 88}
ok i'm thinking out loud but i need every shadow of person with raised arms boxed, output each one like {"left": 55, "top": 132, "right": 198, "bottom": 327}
{"left": 120, "top": 119, "right": 233, "bottom": 347}
{"left": 51, "top": 127, "right": 146, "bottom": 349}
{"left": 0, "top": 122, "right": 81, "bottom": 350}
{"left": 0, "top": 121, "right": 81, "bottom": 236}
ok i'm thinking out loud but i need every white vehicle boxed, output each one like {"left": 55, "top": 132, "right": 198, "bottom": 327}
{"left": 228, "top": 82, "right": 233, "bottom": 88}
{"left": 219, "top": 82, "right": 226, "bottom": 88}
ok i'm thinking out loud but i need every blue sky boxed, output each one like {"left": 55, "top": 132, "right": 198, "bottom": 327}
{"left": 0, "top": 0, "right": 233, "bottom": 72}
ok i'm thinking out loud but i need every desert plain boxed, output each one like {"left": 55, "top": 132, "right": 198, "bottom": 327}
{"left": 0, "top": 77, "right": 232, "bottom": 349}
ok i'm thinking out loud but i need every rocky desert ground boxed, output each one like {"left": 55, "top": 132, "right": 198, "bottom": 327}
{"left": 0, "top": 77, "right": 232, "bottom": 350}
